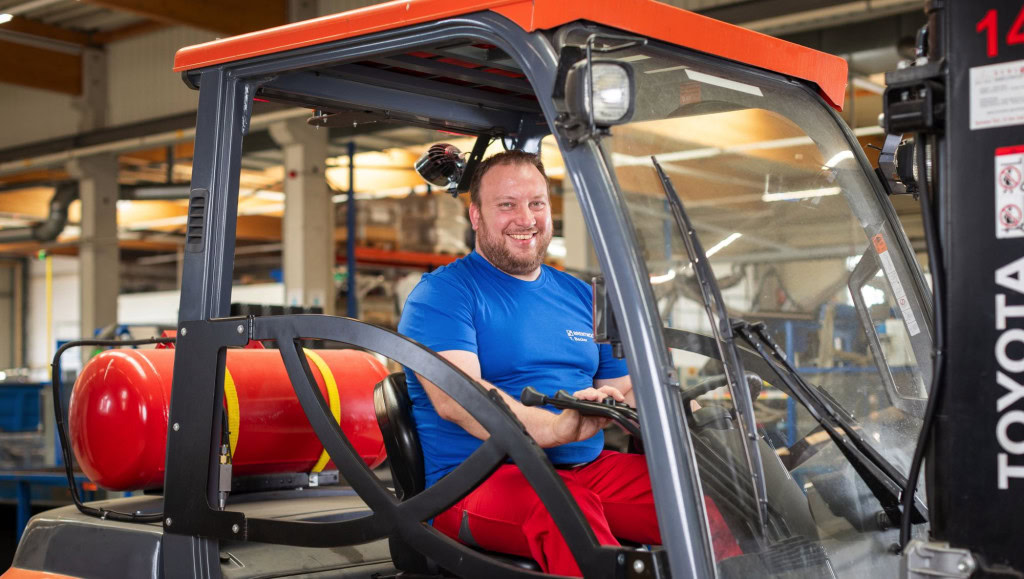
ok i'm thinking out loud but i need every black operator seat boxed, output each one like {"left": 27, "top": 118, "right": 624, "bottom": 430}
{"left": 374, "top": 372, "right": 425, "bottom": 500}
{"left": 373, "top": 372, "right": 541, "bottom": 573}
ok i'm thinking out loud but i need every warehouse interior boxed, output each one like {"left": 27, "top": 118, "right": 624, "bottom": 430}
{"left": 0, "top": 0, "right": 947, "bottom": 576}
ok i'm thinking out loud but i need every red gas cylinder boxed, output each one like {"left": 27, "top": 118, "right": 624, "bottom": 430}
{"left": 69, "top": 347, "right": 389, "bottom": 491}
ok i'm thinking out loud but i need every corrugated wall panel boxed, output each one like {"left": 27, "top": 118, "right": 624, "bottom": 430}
{"left": 0, "top": 83, "right": 79, "bottom": 150}
{"left": 318, "top": 0, "right": 390, "bottom": 16}
{"left": 676, "top": 0, "right": 743, "bottom": 10}
{"left": 107, "top": 26, "right": 217, "bottom": 126}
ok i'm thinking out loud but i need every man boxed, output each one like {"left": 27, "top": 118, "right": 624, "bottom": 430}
{"left": 398, "top": 151, "right": 738, "bottom": 576}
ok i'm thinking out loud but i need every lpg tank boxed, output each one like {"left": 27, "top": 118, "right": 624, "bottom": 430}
{"left": 69, "top": 347, "right": 389, "bottom": 491}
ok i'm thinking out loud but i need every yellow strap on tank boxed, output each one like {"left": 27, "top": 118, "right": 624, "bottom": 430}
{"left": 224, "top": 367, "right": 240, "bottom": 457}
{"left": 304, "top": 348, "right": 341, "bottom": 473}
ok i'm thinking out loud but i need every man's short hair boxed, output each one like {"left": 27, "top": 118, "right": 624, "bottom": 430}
{"left": 468, "top": 150, "right": 547, "bottom": 206}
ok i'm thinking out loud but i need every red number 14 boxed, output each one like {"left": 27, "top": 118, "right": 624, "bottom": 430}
{"left": 977, "top": 5, "right": 1024, "bottom": 58}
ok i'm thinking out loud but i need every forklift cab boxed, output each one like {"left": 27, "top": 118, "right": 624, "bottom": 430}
{"left": 5, "top": 1, "right": 936, "bottom": 578}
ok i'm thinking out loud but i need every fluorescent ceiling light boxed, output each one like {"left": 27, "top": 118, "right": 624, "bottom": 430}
{"left": 645, "top": 65, "right": 688, "bottom": 75}
{"left": 4, "top": 0, "right": 65, "bottom": 15}
{"left": 685, "top": 70, "right": 763, "bottom": 97}
{"left": 762, "top": 187, "right": 841, "bottom": 202}
{"left": 823, "top": 150, "right": 855, "bottom": 169}
{"left": 616, "top": 134, "right": 818, "bottom": 169}
{"left": 852, "top": 76, "right": 885, "bottom": 95}
{"left": 651, "top": 232, "right": 741, "bottom": 283}
{"left": 650, "top": 269, "right": 677, "bottom": 285}
{"left": 251, "top": 189, "right": 285, "bottom": 201}
{"left": 0, "top": 14, "right": 13, "bottom": 24}
{"left": 705, "top": 232, "right": 742, "bottom": 257}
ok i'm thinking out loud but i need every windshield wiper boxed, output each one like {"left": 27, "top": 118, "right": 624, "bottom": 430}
{"left": 732, "top": 320, "right": 928, "bottom": 528}
{"left": 651, "top": 156, "right": 769, "bottom": 536}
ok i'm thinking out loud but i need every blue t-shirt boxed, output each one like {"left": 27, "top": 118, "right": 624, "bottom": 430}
{"left": 398, "top": 251, "right": 629, "bottom": 486}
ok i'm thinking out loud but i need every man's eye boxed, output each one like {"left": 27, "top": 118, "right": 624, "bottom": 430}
{"left": 530, "top": 201, "right": 547, "bottom": 209}
{"left": 499, "top": 202, "right": 513, "bottom": 208}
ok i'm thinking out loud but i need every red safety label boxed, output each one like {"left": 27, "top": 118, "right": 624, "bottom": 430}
{"left": 997, "top": 146, "right": 1024, "bottom": 238}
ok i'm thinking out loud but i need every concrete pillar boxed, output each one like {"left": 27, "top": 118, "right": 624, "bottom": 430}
{"left": 562, "top": 187, "right": 598, "bottom": 273}
{"left": 75, "top": 48, "right": 107, "bottom": 132}
{"left": 67, "top": 154, "right": 119, "bottom": 347}
{"left": 269, "top": 118, "right": 334, "bottom": 315}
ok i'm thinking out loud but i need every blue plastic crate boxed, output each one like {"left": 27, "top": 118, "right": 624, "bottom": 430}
{"left": 0, "top": 384, "right": 43, "bottom": 432}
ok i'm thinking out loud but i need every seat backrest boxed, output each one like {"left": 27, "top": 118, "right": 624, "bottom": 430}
{"left": 372, "top": 372, "right": 425, "bottom": 499}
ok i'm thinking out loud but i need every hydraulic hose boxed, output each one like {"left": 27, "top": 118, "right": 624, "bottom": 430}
{"left": 899, "top": 134, "right": 946, "bottom": 549}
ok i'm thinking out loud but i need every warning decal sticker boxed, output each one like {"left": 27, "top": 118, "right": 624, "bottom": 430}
{"left": 971, "top": 59, "right": 1024, "bottom": 130}
{"left": 996, "top": 145, "right": 1024, "bottom": 239}
{"left": 871, "top": 233, "right": 921, "bottom": 336}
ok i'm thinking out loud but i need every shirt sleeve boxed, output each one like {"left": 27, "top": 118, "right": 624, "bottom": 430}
{"left": 595, "top": 343, "right": 629, "bottom": 379}
{"left": 397, "top": 274, "right": 477, "bottom": 354}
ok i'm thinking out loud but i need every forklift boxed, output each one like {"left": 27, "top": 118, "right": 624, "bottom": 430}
{"left": 3, "top": 0, "right": 1021, "bottom": 577}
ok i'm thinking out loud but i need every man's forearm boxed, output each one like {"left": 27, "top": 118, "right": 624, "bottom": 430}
{"left": 421, "top": 375, "right": 565, "bottom": 447}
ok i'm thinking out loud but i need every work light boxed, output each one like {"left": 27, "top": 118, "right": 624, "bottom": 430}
{"left": 566, "top": 60, "right": 635, "bottom": 127}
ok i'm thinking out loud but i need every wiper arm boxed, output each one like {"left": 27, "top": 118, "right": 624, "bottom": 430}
{"left": 652, "top": 156, "right": 769, "bottom": 536}
{"left": 732, "top": 320, "right": 928, "bottom": 527}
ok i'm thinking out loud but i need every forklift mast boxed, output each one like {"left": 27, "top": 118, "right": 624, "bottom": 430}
{"left": 887, "top": 0, "right": 1024, "bottom": 575}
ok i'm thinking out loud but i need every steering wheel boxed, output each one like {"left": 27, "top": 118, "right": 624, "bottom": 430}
{"left": 678, "top": 372, "right": 764, "bottom": 432}
{"left": 242, "top": 314, "right": 630, "bottom": 578}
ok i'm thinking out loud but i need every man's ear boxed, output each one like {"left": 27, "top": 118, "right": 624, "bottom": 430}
{"left": 469, "top": 202, "right": 481, "bottom": 231}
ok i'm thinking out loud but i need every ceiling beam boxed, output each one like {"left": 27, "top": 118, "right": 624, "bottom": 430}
{"left": 1, "top": 14, "right": 167, "bottom": 47}
{"left": 0, "top": 38, "right": 80, "bottom": 94}
{"left": 0, "top": 15, "right": 93, "bottom": 46}
{"left": 0, "top": 187, "right": 56, "bottom": 218}
{"left": 81, "top": 0, "right": 287, "bottom": 36}
{"left": 120, "top": 142, "right": 195, "bottom": 165}
{"left": 0, "top": 169, "right": 69, "bottom": 189}
{"left": 236, "top": 215, "right": 281, "bottom": 240}
{"left": 779, "top": 10, "right": 925, "bottom": 55}
{"left": 91, "top": 20, "right": 168, "bottom": 44}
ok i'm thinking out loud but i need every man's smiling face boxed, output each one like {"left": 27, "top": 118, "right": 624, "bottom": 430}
{"left": 469, "top": 161, "right": 552, "bottom": 279}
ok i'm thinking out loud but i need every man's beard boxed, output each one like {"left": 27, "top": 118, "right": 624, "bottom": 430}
{"left": 476, "top": 215, "right": 552, "bottom": 276}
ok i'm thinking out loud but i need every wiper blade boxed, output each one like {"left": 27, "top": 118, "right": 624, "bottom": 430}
{"left": 652, "top": 156, "right": 769, "bottom": 536}
{"left": 732, "top": 320, "right": 928, "bottom": 527}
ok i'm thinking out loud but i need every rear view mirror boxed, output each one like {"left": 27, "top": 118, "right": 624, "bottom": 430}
{"left": 414, "top": 144, "right": 465, "bottom": 195}
{"left": 593, "top": 275, "right": 624, "bottom": 358}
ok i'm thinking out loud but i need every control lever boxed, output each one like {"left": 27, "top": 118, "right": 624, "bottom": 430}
{"left": 681, "top": 372, "right": 764, "bottom": 405}
{"left": 520, "top": 386, "right": 641, "bottom": 439}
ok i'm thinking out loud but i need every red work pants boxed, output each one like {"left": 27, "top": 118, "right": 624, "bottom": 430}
{"left": 432, "top": 450, "right": 740, "bottom": 576}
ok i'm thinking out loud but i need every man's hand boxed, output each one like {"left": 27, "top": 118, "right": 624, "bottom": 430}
{"left": 548, "top": 387, "right": 619, "bottom": 446}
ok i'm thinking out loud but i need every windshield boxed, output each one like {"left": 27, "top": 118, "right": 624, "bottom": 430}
{"left": 595, "top": 41, "right": 932, "bottom": 577}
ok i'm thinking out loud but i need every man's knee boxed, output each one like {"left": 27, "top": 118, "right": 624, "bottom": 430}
{"left": 566, "top": 485, "right": 605, "bottom": 518}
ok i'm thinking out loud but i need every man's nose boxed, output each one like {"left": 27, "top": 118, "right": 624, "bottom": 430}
{"left": 514, "top": 204, "right": 535, "bottom": 227}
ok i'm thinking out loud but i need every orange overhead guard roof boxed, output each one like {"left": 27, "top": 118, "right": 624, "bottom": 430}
{"left": 173, "top": 0, "right": 847, "bottom": 110}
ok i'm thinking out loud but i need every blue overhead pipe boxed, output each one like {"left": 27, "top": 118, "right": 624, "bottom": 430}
{"left": 346, "top": 141, "right": 358, "bottom": 318}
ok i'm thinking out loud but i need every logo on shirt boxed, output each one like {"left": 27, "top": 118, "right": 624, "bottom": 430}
{"left": 565, "top": 329, "right": 593, "bottom": 343}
